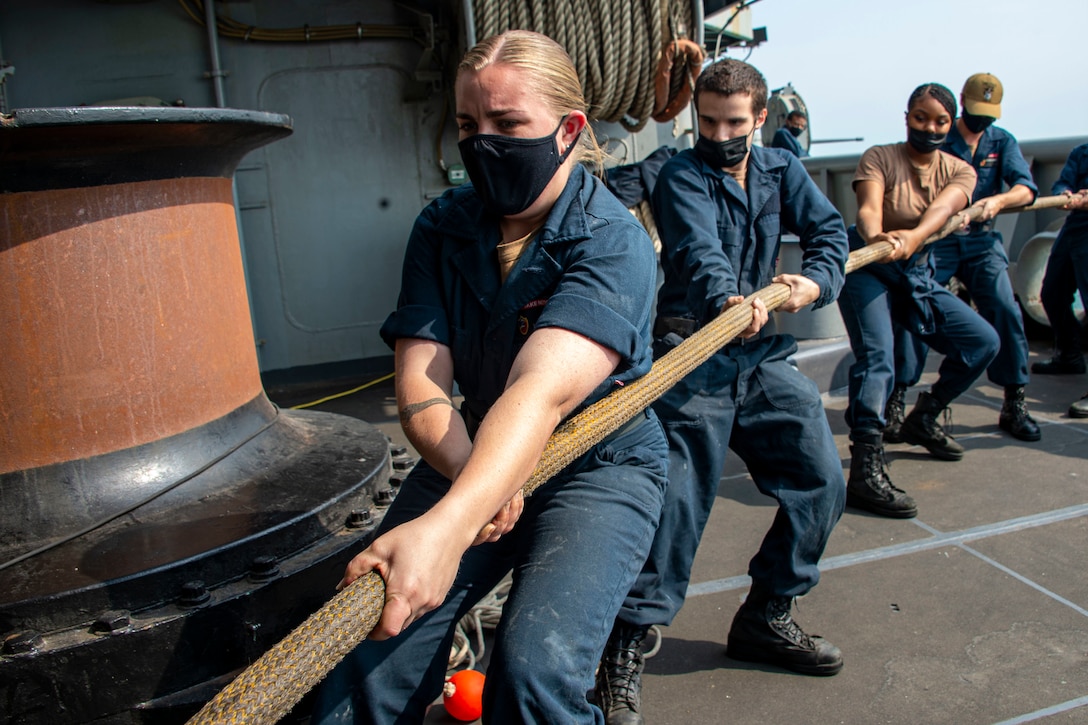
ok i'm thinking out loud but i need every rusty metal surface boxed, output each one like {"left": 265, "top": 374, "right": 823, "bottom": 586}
{"left": 1, "top": 177, "right": 263, "bottom": 473}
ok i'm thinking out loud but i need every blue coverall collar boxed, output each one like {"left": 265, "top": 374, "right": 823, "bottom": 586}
{"left": 744, "top": 147, "right": 789, "bottom": 222}
{"left": 447, "top": 165, "right": 595, "bottom": 332}
{"left": 945, "top": 121, "right": 994, "bottom": 163}
{"left": 446, "top": 164, "right": 594, "bottom": 249}
{"left": 694, "top": 145, "right": 788, "bottom": 215}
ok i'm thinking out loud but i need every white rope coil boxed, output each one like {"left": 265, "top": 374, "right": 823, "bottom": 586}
{"left": 449, "top": 576, "right": 511, "bottom": 671}
{"left": 447, "top": 577, "right": 663, "bottom": 673}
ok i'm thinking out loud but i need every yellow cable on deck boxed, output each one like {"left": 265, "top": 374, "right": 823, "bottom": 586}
{"left": 187, "top": 194, "right": 1070, "bottom": 725}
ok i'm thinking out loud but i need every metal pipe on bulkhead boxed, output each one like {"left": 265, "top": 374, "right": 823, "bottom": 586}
{"left": 204, "top": 0, "right": 227, "bottom": 107}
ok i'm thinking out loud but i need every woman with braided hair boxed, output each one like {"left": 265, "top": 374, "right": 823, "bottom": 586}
{"left": 837, "top": 82, "right": 999, "bottom": 519}
{"left": 310, "top": 30, "right": 668, "bottom": 723}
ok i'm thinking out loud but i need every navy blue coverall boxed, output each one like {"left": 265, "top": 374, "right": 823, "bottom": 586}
{"left": 770, "top": 126, "right": 808, "bottom": 158}
{"left": 1040, "top": 143, "right": 1088, "bottom": 354}
{"left": 616, "top": 145, "right": 848, "bottom": 628}
{"left": 312, "top": 165, "right": 669, "bottom": 724}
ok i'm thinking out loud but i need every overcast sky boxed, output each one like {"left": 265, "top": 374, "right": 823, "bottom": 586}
{"left": 731, "top": 0, "right": 1088, "bottom": 158}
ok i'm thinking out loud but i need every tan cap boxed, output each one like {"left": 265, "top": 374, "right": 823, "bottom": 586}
{"left": 962, "top": 73, "right": 1002, "bottom": 118}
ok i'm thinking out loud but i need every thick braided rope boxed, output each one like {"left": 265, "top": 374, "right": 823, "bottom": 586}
{"left": 187, "top": 195, "right": 1067, "bottom": 724}
{"left": 188, "top": 571, "right": 385, "bottom": 725}
{"left": 844, "top": 194, "right": 1069, "bottom": 274}
{"left": 525, "top": 281, "right": 790, "bottom": 492}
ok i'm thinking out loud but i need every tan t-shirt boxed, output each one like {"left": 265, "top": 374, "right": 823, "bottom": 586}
{"left": 853, "top": 143, "right": 976, "bottom": 231}
{"left": 497, "top": 227, "right": 539, "bottom": 284}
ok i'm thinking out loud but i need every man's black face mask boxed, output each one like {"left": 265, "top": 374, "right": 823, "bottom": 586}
{"left": 695, "top": 132, "right": 750, "bottom": 169}
{"left": 962, "top": 111, "right": 996, "bottom": 134}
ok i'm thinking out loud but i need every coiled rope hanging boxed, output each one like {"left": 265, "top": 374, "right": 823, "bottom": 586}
{"left": 473, "top": 0, "right": 702, "bottom": 130}
{"left": 187, "top": 194, "right": 1072, "bottom": 725}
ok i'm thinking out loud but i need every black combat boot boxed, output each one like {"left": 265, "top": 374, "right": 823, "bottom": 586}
{"left": 999, "top": 385, "right": 1041, "bottom": 441}
{"left": 846, "top": 440, "right": 917, "bottom": 518}
{"left": 726, "top": 592, "right": 843, "bottom": 676}
{"left": 1031, "top": 350, "right": 1086, "bottom": 375}
{"left": 1070, "top": 392, "right": 1088, "bottom": 419}
{"left": 883, "top": 384, "right": 907, "bottom": 444}
{"left": 900, "top": 391, "right": 964, "bottom": 461}
{"left": 596, "top": 622, "right": 648, "bottom": 725}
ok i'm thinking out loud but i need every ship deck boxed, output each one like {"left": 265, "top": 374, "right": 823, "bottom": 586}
{"left": 271, "top": 337, "right": 1088, "bottom": 725}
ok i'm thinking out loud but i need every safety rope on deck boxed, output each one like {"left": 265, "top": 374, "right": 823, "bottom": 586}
{"left": 187, "top": 194, "right": 1070, "bottom": 725}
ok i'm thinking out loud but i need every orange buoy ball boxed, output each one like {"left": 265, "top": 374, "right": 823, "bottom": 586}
{"left": 442, "top": 669, "right": 485, "bottom": 721}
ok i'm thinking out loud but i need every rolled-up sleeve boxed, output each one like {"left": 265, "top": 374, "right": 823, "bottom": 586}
{"left": 535, "top": 213, "right": 654, "bottom": 371}
{"left": 999, "top": 132, "right": 1037, "bottom": 199}
{"left": 379, "top": 208, "right": 450, "bottom": 349}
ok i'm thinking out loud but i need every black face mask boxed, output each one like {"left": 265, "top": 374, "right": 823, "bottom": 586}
{"left": 788, "top": 125, "right": 805, "bottom": 138}
{"left": 962, "top": 112, "right": 995, "bottom": 134}
{"left": 907, "top": 127, "right": 947, "bottom": 153}
{"left": 458, "top": 117, "right": 578, "bottom": 216}
{"left": 695, "top": 132, "right": 750, "bottom": 169}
